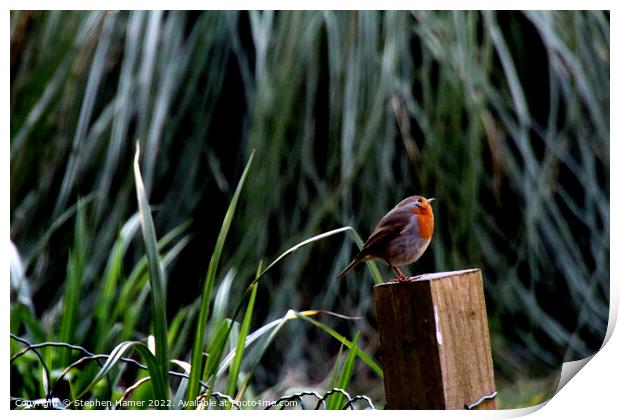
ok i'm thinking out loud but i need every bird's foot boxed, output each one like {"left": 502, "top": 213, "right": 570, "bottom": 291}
{"left": 392, "top": 266, "right": 409, "bottom": 282}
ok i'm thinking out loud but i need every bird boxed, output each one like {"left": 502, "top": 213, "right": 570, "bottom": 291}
{"left": 337, "top": 195, "right": 435, "bottom": 281}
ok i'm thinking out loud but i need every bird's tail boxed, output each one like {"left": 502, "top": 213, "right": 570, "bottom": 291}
{"left": 337, "top": 256, "right": 367, "bottom": 281}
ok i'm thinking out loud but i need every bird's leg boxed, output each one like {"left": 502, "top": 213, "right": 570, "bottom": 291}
{"left": 389, "top": 264, "right": 406, "bottom": 281}
{"left": 395, "top": 266, "right": 407, "bottom": 281}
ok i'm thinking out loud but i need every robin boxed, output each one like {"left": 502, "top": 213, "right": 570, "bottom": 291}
{"left": 337, "top": 196, "right": 435, "bottom": 281}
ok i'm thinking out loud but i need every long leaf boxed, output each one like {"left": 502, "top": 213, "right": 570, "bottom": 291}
{"left": 57, "top": 198, "right": 88, "bottom": 368}
{"left": 326, "top": 332, "right": 359, "bottom": 409}
{"left": 348, "top": 228, "right": 382, "bottom": 284}
{"left": 216, "top": 317, "right": 286, "bottom": 377}
{"left": 75, "top": 341, "right": 167, "bottom": 405}
{"left": 201, "top": 318, "right": 231, "bottom": 402}
{"left": 93, "top": 213, "right": 141, "bottom": 352}
{"left": 235, "top": 311, "right": 293, "bottom": 401}
{"left": 223, "top": 308, "right": 380, "bottom": 402}
{"left": 133, "top": 143, "right": 169, "bottom": 400}
{"left": 186, "top": 150, "right": 255, "bottom": 402}
{"left": 225, "top": 266, "right": 259, "bottom": 399}
{"left": 296, "top": 311, "right": 383, "bottom": 378}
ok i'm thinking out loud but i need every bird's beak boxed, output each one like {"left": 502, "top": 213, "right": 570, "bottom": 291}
{"left": 428, "top": 198, "right": 436, "bottom": 204}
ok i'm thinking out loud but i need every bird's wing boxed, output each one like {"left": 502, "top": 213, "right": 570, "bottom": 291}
{"left": 358, "top": 209, "right": 410, "bottom": 257}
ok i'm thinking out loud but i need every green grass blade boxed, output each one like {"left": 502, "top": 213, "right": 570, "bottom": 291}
{"left": 326, "top": 332, "right": 359, "bottom": 409}
{"left": 260, "top": 227, "right": 352, "bottom": 278}
{"left": 245, "top": 226, "right": 379, "bottom": 291}
{"left": 75, "top": 341, "right": 167, "bottom": 405}
{"left": 167, "top": 306, "right": 188, "bottom": 352}
{"left": 201, "top": 318, "right": 231, "bottom": 398}
{"left": 10, "top": 240, "right": 34, "bottom": 314}
{"left": 93, "top": 240, "right": 123, "bottom": 350}
{"left": 170, "top": 300, "right": 200, "bottom": 359}
{"left": 210, "top": 269, "right": 235, "bottom": 335}
{"left": 93, "top": 213, "right": 140, "bottom": 352}
{"left": 225, "top": 272, "right": 259, "bottom": 398}
{"left": 327, "top": 344, "right": 344, "bottom": 392}
{"left": 216, "top": 316, "right": 285, "bottom": 377}
{"left": 116, "top": 233, "right": 191, "bottom": 343}
{"left": 115, "top": 219, "right": 191, "bottom": 319}
{"left": 57, "top": 198, "right": 88, "bottom": 368}
{"left": 296, "top": 311, "right": 383, "bottom": 378}
{"left": 21, "top": 193, "right": 97, "bottom": 272}
{"left": 203, "top": 227, "right": 363, "bottom": 396}
{"left": 11, "top": 304, "right": 46, "bottom": 343}
{"left": 217, "top": 227, "right": 356, "bottom": 363}
{"left": 231, "top": 309, "right": 375, "bottom": 402}
{"left": 186, "top": 150, "right": 255, "bottom": 402}
{"left": 133, "top": 143, "right": 169, "bottom": 400}
{"left": 234, "top": 311, "right": 293, "bottom": 401}
{"left": 348, "top": 228, "right": 382, "bottom": 284}
{"left": 54, "top": 13, "right": 117, "bottom": 217}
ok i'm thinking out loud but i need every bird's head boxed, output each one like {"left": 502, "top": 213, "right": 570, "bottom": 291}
{"left": 407, "top": 195, "right": 435, "bottom": 215}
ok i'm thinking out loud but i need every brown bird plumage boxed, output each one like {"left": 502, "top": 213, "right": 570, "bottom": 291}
{"left": 337, "top": 195, "right": 435, "bottom": 281}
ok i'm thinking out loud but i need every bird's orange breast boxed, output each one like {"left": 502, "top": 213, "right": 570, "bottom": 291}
{"left": 412, "top": 207, "right": 434, "bottom": 240}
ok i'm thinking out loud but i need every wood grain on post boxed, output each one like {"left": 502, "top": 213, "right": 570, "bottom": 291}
{"left": 374, "top": 269, "right": 496, "bottom": 410}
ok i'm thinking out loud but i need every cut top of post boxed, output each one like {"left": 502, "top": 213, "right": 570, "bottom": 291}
{"left": 374, "top": 268, "right": 481, "bottom": 286}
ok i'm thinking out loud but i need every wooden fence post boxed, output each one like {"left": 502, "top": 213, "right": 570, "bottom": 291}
{"left": 374, "top": 269, "right": 496, "bottom": 410}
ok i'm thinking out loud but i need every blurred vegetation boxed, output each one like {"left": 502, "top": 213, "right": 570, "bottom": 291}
{"left": 10, "top": 10, "right": 609, "bottom": 409}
